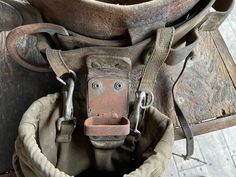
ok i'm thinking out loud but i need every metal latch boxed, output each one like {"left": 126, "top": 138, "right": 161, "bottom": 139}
{"left": 57, "top": 75, "right": 77, "bottom": 131}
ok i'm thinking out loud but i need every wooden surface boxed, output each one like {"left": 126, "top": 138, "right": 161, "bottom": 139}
{"left": 165, "top": 8, "right": 236, "bottom": 176}
{"left": 175, "top": 115, "right": 236, "bottom": 140}
{"left": 153, "top": 29, "right": 236, "bottom": 138}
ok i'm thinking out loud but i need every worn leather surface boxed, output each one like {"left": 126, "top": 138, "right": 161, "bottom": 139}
{"left": 27, "top": 0, "right": 200, "bottom": 40}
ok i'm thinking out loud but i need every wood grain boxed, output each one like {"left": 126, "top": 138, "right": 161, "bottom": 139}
{"left": 211, "top": 30, "right": 236, "bottom": 88}
{"left": 154, "top": 30, "right": 236, "bottom": 126}
{"left": 175, "top": 115, "right": 236, "bottom": 140}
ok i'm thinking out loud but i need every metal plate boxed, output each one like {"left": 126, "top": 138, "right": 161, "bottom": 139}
{"left": 87, "top": 77, "right": 129, "bottom": 117}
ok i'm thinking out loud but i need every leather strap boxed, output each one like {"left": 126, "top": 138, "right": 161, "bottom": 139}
{"left": 138, "top": 27, "right": 175, "bottom": 93}
{"left": 6, "top": 0, "right": 235, "bottom": 73}
{"left": 200, "top": 0, "right": 235, "bottom": 31}
{"left": 46, "top": 49, "right": 70, "bottom": 78}
{"left": 56, "top": 123, "right": 75, "bottom": 143}
{"left": 43, "top": 29, "right": 198, "bottom": 79}
{"left": 172, "top": 55, "right": 194, "bottom": 159}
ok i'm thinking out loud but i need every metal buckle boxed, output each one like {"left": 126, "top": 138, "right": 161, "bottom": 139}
{"left": 132, "top": 91, "right": 154, "bottom": 135}
{"left": 57, "top": 74, "right": 76, "bottom": 131}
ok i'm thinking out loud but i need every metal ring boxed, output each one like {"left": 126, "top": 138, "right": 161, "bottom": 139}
{"left": 56, "top": 69, "right": 77, "bottom": 85}
{"left": 140, "top": 91, "right": 154, "bottom": 109}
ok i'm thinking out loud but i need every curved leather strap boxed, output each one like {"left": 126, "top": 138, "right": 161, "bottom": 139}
{"left": 200, "top": 0, "right": 235, "bottom": 31}
{"left": 172, "top": 56, "right": 194, "bottom": 159}
{"left": 6, "top": 23, "right": 69, "bottom": 72}
{"left": 6, "top": 0, "right": 235, "bottom": 73}
{"left": 44, "top": 28, "right": 198, "bottom": 79}
{"left": 138, "top": 27, "right": 175, "bottom": 93}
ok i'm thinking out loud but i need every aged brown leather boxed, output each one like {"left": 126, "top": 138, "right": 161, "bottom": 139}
{"left": 27, "top": 0, "right": 200, "bottom": 40}
{"left": 4, "top": 0, "right": 234, "bottom": 176}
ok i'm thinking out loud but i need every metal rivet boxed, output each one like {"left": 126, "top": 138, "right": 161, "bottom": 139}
{"left": 114, "top": 81, "right": 123, "bottom": 90}
{"left": 92, "top": 81, "right": 102, "bottom": 89}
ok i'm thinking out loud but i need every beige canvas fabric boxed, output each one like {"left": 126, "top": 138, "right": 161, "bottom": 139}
{"left": 13, "top": 93, "right": 174, "bottom": 177}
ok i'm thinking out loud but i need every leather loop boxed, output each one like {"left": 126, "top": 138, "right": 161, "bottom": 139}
{"left": 200, "top": 0, "right": 235, "bottom": 31}
{"left": 56, "top": 123, "right": 75, "bottom": 143}
{"left": 166, "top": 28, "right": 199, "bottom": 65}
{"left": 46, "top": 49, "right": 71, "bottom": 78}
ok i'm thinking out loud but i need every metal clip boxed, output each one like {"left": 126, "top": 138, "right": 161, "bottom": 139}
{"left": 57, "top": 77, "right": 76, "bottom": 131}
{"left": 133, "top": 91, "right": 154, "bottom": 134}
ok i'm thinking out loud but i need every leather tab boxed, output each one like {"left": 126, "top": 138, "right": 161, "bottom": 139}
{"left": 56, "top": 123, "right": 75, "bottom": 143}
{"left": 200, "top": 0, "right": 235, "bottom": 31}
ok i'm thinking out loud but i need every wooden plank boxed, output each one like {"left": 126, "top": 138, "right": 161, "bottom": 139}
{"left": 175, "top": 114, "right": 236, "bottom": 140}
{"left": 211, "top": 30, "right": 236, "bottom": 88}
{"left": 219, "top": 19, "right": 236, "bottom": 64}
{"left": 196, "top": 131, "right": 236, "bottom": 177}
{"left": 154, "top": 30, "right": 236, "bottom": 127}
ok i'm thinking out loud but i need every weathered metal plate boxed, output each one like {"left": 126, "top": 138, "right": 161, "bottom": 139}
{"left": 87, "top": 77, "right": 129, "bottom": 117}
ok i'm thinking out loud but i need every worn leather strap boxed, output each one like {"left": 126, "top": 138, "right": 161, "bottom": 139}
{"left": 172, "top": 55, "right": 194, "bottom": 159}
{"left": 138, "top": 27, "right": 175, "bottom": 93}
{"left": 43, "top": 29, "right": 198, "bottom": 79}
{"left": 6, "top": 0, "right": 235, "bottom": 73}
{"left": 46, "top": 49, "right": 70, "bottom": 78}
{"left": 200, "top": 0, "right": 235, "bottom": 31}
{"left": 56, "top": 123, "right": 75, "bottom": 143}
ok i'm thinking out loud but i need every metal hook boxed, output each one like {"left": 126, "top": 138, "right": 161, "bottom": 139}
{"left": 133, "top": 91, "right": 154, "bottom": 134}
{"left": 56, "top": 69, "right": 76, "bottom": 85}
{"left": 57, "top": 73, "right": 77, "bottom": 131}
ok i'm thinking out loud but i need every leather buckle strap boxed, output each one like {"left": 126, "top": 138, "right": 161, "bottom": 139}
{"left": 172, "top": 54, "right": 194, "bottom": 159}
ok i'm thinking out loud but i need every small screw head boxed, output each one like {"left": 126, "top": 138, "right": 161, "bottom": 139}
{"left": 92, "top": 81, "right": 102, "bottom": 89}
{"left": 114, "top": 81, "right": 123, "bottom": 90}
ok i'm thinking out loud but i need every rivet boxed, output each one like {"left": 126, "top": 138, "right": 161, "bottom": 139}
{"left": 92, "top": 81, "right": 102, "bottom": 89}
{"left": 114, "top": 81, "right": 123, "bottom": 90}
